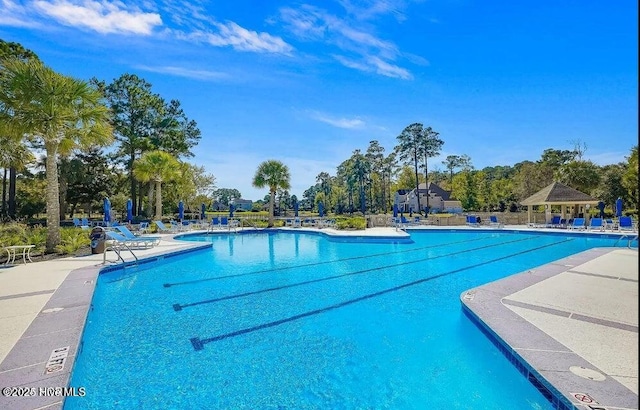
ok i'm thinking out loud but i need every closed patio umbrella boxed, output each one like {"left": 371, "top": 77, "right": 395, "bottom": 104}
{"left": 294, "top": 200, "right": 299, "bottom": 217}
{"left": 126, "top": 199, "right": 133, "bottom": 223}
{"left": 597, "top": 201, "right": 605, "bottom": 218}
{"left": 393, "top": 203, "right": 398, "bottom": 218}
{"left": 178, "top": 200, "right": 184, "bottom": 221}
{"left": 103, "top": 197, "right": 111, "bottom": 225}
{"left": 201, "top": 203, "right": 206, "bottom": 220}
{"left": 229, "top": 203, "right": 234, "bottom": 218}
{"left": 318, "top": 202, "right": 324, "bottom": 218}
{"left": 615, "top": 197, "right": 623, "bottom": 217}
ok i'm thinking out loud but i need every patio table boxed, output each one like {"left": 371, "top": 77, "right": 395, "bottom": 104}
{"left": 4, "top": 245, "right": 35, "bottom": 265}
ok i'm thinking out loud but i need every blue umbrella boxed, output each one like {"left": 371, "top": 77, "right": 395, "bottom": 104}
{"left": 103, "top": 197, "right": 111, "bottom": 225}
{"left": 597, "top": 201, "right": 605, "bottom": 218}
{"left": 318, "top": 202, "right": 324, "bottom": 218}
{"left": 126, "top": 199, "right": 133, "bottom": 223}
{"left": 178, "top": 200, "right": 184, "bottom": 221}
{"left": 393, "top": 203, "right": 398, "bottom": 218}
{"left": 201, "top": 203, "right": 206, "bottom": 220}
{"left": 294, "top": 200, "right": 299, "bottom": 217}
{"left": 229, "top": 203, "right": 234, "bottom": 218}
{"left": 615, "top": 197, "right": 623, "bottom": 217}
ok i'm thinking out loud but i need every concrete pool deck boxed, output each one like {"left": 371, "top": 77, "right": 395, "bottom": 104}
{"left": 0, "top": 226, "right": 637, "bottom": 409}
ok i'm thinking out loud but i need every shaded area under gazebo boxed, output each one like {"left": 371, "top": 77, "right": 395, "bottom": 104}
{"left": 521, "top": 182, "right": 600, "bottom": 225}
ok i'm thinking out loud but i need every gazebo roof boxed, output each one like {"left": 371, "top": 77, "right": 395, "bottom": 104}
{"left": 520, "top": 182, "right": 599, "bottom": 206}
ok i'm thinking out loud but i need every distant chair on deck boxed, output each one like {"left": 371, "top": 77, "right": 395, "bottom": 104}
{"left": 466, "top": 215, "right": 480, "bottom": 227}
{"left": 547, "top": 215, "right": 562, "bottom": 228}
{"left": 489, "top": 215, "right": 504, "bottom": 229}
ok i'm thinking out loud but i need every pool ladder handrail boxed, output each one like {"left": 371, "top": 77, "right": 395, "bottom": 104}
{"left": 613, "top": 234, "right": 638, "bottom": 248}
{"left": 102, "top": 240, "right": 139, "bottom": 265}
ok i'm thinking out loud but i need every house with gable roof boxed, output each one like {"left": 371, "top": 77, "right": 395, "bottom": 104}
{"left": 394, "top": 182, "right": 463, "bottom": 214}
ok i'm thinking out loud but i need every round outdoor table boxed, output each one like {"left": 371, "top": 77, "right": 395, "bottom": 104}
{"left": 4, "top": 245, "right": 35, "bottom": 265}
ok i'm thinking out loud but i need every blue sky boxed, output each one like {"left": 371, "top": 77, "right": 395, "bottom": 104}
{"left": 1, "top": 0, "right": 637, "bottom": 201}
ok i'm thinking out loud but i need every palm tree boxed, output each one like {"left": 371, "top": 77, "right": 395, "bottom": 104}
{"left": 132, "top": 150, "right": 182, "bottom": 220}
{"left": 252, "top": 160, "right": 291, "bottom": 227}
{"left": 0, "top": 59, "right": 112, "bottom": 251}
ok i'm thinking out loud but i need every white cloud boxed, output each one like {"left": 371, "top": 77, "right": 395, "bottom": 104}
{"left": 135, "top": 64, "right": 229, "bottom": 81}
{"left": 32, "top": 0, "right": 162, "bottom": 35}
{"left": 309, "top": 111, "right": 366, "bottom": 129}
{"left": 202, "top": 21, "right": 293, "bottom": 54}
{"left": 0, "top": 0, "right": 40, "bottom": 27}
{"left": 367, "top": 55, "right": 412, "bottom": 79}
{"left": 278, "top": 4, "right": 413, "bottom": 79}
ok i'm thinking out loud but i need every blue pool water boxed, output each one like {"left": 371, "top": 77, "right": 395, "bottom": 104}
{"left": 66, "top": 230, "right": 625, "bottom": 409}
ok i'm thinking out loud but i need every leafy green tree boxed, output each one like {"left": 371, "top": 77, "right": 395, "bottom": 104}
{"left": 100, "top": 74, "right": 201, "bottom": 216}
{"left": 16, "top": 177, "right": 47, "bottom": 219}
{"left": 213, "top": 188, "right": 242, "bottom": 206}
{"left": 512, "top": 161, "right": 554, "bottom": 202}
{"left": 442, "top": 154, "right": 470, "bottom": 185}
{"left": 0, "top": 40, "right": 39, "bottom": 219}
{"left": 132, "top": 150, "right": 182, "bottom": 219}
{"left": 395, "top": 123, "right": 443, "bottom": 213}
{"left": 556, "top": 160, "right": 601, "bottom": 194}
{"left": 622, "top": 146, "right": 638, "bottom": 210}
{"left": 0, "top": 59, "right": 112, "bottom": 251}
{"left": 365, "top": 141, "right": 385, "bottom": 212}
{"left": 315, "top": 171, "right": 333, "bottom": 211}
{"left": 452, "top": 170, "right": 483, "bottom": 211}
{"left": 592, "top": 164, "right": 626, "bottom": 211}
{"left": 252, "top": 160, "right": 291, "bottom": 227}
{"left": 0, "top": 139, "right": 33, "bottom": 219}
{"left": 539, "top": 148, "right": 578, "bottom": 170}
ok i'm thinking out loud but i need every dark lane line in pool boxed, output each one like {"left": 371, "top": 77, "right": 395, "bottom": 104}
{"left": 173, "top": 236, "right": 537, "bottom": 311}
{"left": 189, "top": 238, "right": 573, "bottom": 350}
{"left": 163, "top": 236, "right": 493, "bottom": 288}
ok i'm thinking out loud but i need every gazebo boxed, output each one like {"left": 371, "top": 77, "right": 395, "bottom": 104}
{"left": 520, "top": 182, "right": 600, "bottom": 224}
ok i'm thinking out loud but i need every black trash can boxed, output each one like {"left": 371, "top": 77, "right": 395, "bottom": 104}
{"left": 90, "top": 227, "right": 106, "bottom": 254}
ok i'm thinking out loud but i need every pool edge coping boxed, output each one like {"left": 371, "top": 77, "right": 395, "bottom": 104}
{"left": 0, "top": 240, "right": 211, "bottom": 410}
{"left": 460, "top": 247, "right": 639, "bottom": 410}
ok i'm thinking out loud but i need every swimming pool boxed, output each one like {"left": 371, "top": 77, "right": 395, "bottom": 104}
{"left": 65, "top": 230, "right": 625, "bottom": 409}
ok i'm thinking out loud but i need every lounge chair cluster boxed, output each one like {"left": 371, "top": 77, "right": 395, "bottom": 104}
{"left": 464, "top": 215, "right": 503, "bottom": 228}
{"left": 208, "top": 217, "right": 239, "bottom": 231}
{"left": 532, "top": 215, "right": 637, "bottom": 232}
{"left": 285, "top": 217, "right": 336, "bottom": 229}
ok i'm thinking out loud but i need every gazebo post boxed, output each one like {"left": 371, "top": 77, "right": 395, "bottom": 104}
{"left": 527, "top": 205, "right": 532, "bottom": 224}
{"left": 561, "top": 204, "right": 567, "bottom": 222}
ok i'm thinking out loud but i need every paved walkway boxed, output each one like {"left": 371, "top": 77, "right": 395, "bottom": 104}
{"left": 0, "top": 226, "right": 637, "bottom": 409}
{"left": 462, "top": 247, "right": 638, "bottom": 409}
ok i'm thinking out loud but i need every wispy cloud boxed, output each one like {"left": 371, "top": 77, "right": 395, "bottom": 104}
{"left": 203, "top": 21, "right": 293, "bottom": 54}
{"left": 277, "top": 3, "right": 414, "bottom": 79}
{"left": 0, "top": 0, "right": 40, "bottom": 27}
{"left": 134, "top": 65, "right": 230, "bottom": 81}
{"left": 309, "top": 111, "right": 366, "bottom": 129}
{"left": 32, "top": 0, "right": 162, "bottom": 35}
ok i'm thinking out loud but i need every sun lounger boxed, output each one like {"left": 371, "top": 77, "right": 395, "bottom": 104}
{"left": 113, "top": 225, "right": 161, "bottom": 245}
{"left": 488, "top": 215, "right": 504, "bottom": 228}
{"left": 568, "top": 217, "right": 586, "bottom": 230}
{"left": 587, "top": 218, "right": 603, "bottom": 231}
{"left": 618, "top": 216, "right": 636, "bottom": 232}
{"left": 105, "top": 231, "right": 158, "bottom": 249}
{"left": 155, "top": 220, "right": 179, "bottom": 233}
{"left": 466, "top": 215, "right": 480, "bottom": 227}
{"left": 546, "top": 215, "right": 561, "bottom": 228}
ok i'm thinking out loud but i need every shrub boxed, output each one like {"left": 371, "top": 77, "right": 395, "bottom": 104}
{"left": 334, "top": 216, "right": 366, "bottom": 230}
{"left": 55, "top": 228, "right": 91, "bottom": 255}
